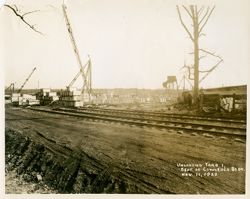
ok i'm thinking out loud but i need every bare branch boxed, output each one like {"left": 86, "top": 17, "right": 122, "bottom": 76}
{"left": 200, "top": 49, "right": 215, "bottom": 54}
{"left": 182, "top": 64, "right": 194, "bottom": 80}
{"left": 180, "top": 74, "right": 193, "bottom": 88}
{"left": 199, "top": 6, "right": 215, "bottom": 35}
{"left": 198, "top": 48, "right": 223, "bottom": 82}
{"left": 199, "top": 68, "right": 215, "bottom": 73}
{"left": 182, "top": 5, "right": 193, "bottom": 19}
{"left": 13, "top": 5, "right": 18, "bottom": 11}
{"left": 4, "top": 4, "right": 43, "bottom": 35}
{"left": 198, "top": 7, "right": 210, "bottom": 25}
{"left": 199, "top": 33, "right": 206, "bottom": 37}
{"left": 200, "top": 60, "right": 223, "bottom": 73}
{"left": 185, "top": 76, "right": 194, "bottom": 86}
{"left": 4, "top": 5, "right": 20, "bottom": 16}
{"left": 199, "top": 59, "right": 223, "bottom": 83}
{"left": 22, "top": 10, "right": 40, "bottom": 17}
{"left": 199, "top": 48, "right": 223, "bottom": 60}
{"left": 198, "top": 6, "right": 205, "bottom": 17}
{"left": 199, "top": 54, "right": 208, "bottom": 60}
{"left": 176, "top": 5, "right": 194, "bottom": 42}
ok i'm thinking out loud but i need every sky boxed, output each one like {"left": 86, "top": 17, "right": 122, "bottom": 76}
{"left": 0, "top": 0, "right": 249, "bottom": 90}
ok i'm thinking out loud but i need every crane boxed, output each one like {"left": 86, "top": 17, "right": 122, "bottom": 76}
{"left": 62, "top": 4, "right": 92, "bottom": 101}
{"left": 67, "top": 58, "right": 90, "bottom": 88}
{"left": 18, "top": 67, "right": 36, "bottom": 93}
{"left": 68, "top": 71, "right": 81, "bottom": 88}
{"left": 5, "top": 83, "right": 15, "bottom": 93}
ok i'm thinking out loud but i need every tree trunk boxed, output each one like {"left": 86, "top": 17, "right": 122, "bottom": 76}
{"left": 193, "top": 40, "right": 199, "bottom": 104}
{"left": 193, "top": 15, "right": 199, "bottom": 105}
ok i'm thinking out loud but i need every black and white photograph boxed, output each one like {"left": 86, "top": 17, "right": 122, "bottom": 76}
{"left": 0, "top": 0, "right": 249, "bottom": 197}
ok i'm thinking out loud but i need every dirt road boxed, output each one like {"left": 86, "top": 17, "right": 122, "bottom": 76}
{"left": 5, "top": 106, "right": 246, "bottom": 194}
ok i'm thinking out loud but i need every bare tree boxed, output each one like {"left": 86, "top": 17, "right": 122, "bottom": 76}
{"left": 177, "top": 5, "right": 223, "bottom": 105}
{"left": 3, "top": 4, "right": 43, "bottom": 35}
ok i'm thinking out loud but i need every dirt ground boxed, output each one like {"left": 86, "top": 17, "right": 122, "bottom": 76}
{"left": 5, "top": 106, "right": 246, "bottom": 194}
{"left": 5, "top": 169, "right": 57, "bottom": 194}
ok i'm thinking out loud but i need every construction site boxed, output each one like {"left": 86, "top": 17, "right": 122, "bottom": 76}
{"left": 3, "top": 2, "right": 247, "bottom": 195}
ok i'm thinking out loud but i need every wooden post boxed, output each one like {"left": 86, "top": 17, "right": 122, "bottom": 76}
{"left": 232, "top": 93, "right": 236, "bottom": 112}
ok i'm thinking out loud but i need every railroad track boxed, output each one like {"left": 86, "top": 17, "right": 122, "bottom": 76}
{"left": 55, "top": 107, "right": 245, "bottom": 131}
{"left": 27, "top": 107, "right": 246, "bottom": 139}
{"left": 66, "top": 107, "right": 246, "bottom": 129}
{"left": 79, "top": 107, "right": 246, "bottom": 125}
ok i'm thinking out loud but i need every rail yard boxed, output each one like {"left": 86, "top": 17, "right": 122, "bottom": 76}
{"left": 4, "top": 76, "right": 247, "bottom": 194}
{"left": 5, "top": 91, "right": 246, "bottom": 194}
{"left": 3, "top": 1, "right": 248, "bottom": 196}
{"left": 6, "top": 103, "right": 246, "bottom": 194}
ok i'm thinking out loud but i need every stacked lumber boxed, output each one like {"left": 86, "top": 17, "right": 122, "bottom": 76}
{"left": 58, "top": 87, "right": 83, "bottom": 107}
{"left": 11, "top": 93, "right": 39, "bottom": 106}
{"left": 11, "top": 93, "right": 21, "bottom": 103}
{"left": 37, "top": 89, "right": 59, "bottom": 105}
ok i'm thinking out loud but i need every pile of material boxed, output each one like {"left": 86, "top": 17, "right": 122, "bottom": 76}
{"left": 36, "top": 89, "right": 59, "bottom": 105}
{"left": 58, "top": 87, "right": 83, "bottom": 107}
{"left": 5, "top": 95, "right": 12, "bottom": 104}
{"left": 11, "top": 93, "right": 21, "bottom": 104}
{"left": 11, "top": 93, "right": 39, "bottom": 106}
{"left": 22, "top": 94, "right": 40, "bottom": 106}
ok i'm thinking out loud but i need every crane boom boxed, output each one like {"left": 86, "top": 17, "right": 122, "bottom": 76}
{"left": 68, "top": 71, "right": 81, "bottom": 88}
{"left": 5, "top": 83, "right": 14, "bottom": 91}
{"left": 68, "top": 59, "right": 90, "bottom": 88}
{"left": 62, "top": 4, "right": 86, "bottom": 83}
{"left": 18, "top": 67, "right": 36, "bottom": 93}
{"left": 62, "top": 4, "right": 93, "bottom": 102}
{"left": 88, "top": 56, "right": 92, "bottom": 94}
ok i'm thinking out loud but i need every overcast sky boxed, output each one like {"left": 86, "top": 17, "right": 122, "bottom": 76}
{"left": 0, "top": 0, "right": 249, "bottom": 89}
